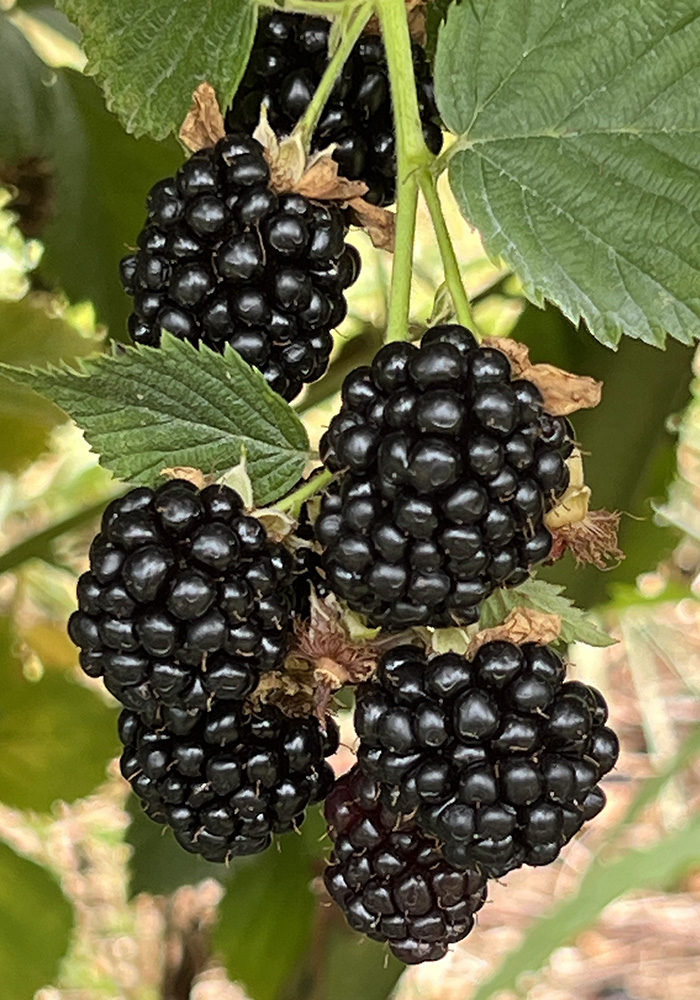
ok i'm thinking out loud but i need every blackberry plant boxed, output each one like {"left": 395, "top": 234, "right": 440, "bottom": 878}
{"left": 8, "top": 0, "right": 697, "bottom": 989}
{"left": 226, "top": 11, "right": 442, "bottom": 206}
{"left": 119, "top": 133, "right": 360, "bottom": 400}
{"left": 355, "top": 642, "right": 619, "bottom": 877}
{"left": 315, "top": 324, "right": 574, "bottom": 628}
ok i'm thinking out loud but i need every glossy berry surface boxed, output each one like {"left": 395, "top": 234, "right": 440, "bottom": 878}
{"left": 323, "top": 765, "right": 487, "bottom": 963}
{"left": 120, "top": 703, "right": 338, "bottom": 861}
{"left": 68, "top": 480, "right": 298, "bottom": 729}
{"left": 315, "top": 324, "right": 574, "bottom": 628}
{"left": 119, "top": 133, "right": 360, "bottom": 400}
{"left": 226, "top": 12, "right": 442, "bottom": 206}
{"left": 354, "top": 642, "right": 618, "bottom": 878}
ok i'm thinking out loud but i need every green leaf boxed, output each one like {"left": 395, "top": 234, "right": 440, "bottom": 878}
{"left": 126, "top": 796, "right": 229, "bottom": 897}
{"left": 215, "top": 809, "right": 323, "bottom": 1000}
{"left": 0, "top": 333, "right": 310, "bottom": 505}
{"left": 435, "top": 1, "right": 700, "bottom": 348}
{"left": 0, "top": 295, "right": 101, "bottom": 471}
{"left": 0, "top": 618, "right": 118, "bottom": 811}
{"left": 0, "top": 15, "right": 181, "bottom": 337}
{"left": 513, "top": 303, "right": 693, "bottom": 607}
{"left": 479, "top": 579, "right": 615, "bottom": 647}
{"left": 57, "top": 0, "right": 257, "bottom": 139}
{"left": 472, "top": 724, "right": 700, "bottom": 1000}
{"left": 0, "top": 840, "right": 73, "bottom": 999}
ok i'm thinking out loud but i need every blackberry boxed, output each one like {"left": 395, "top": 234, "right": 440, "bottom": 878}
{"left": 68, "top": 480, "right": 297, "bottom": 730}
{"left": 315, "top": 324, "right": 574, "bottom": 628}
{"left": 119, "top": 133, "right": 360, "bottom": 400}
{"left": 323, "top": 765, "right": 487, "bottom": 963}
{"left": 226, "top": 12, "right": 442, "bottom": 206}
{"left": 354, "top": 642, "right": 618, "bottom": 878}
{"left": 120, "top": 702, "right": 338, "bottom": 861}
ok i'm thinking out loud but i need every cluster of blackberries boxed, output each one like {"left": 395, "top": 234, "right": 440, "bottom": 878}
{"left": 324, "top": 765, "right": 487, "bottom": 964}
{"left": 226, "top": 12, "right": 442, "bottom": 207}
{"left": 120, "top": 133, "right": 360, "bottom": 400}
{"left": 69, "top": 478, "right": 337, "bottom": 859}
{"left": 355, "top": 642, "right": 618, "bottom": 878}
{"left": 120, "top": 702, "right": 337, "bottom": 862}
{"left": 315, "top": 324, "right": 574, "bottom": 628}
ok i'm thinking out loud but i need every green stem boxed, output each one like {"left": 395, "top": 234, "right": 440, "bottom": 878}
{"left": 277, "top": 468, "right": 335, "bottom": 517}
{"left": 419, "top": 168, "right": 478, "bottom": 334}
{"left": 0, "top": 496, "right": 114, "bottom": 576}
{"left": 375, "top": 0, "right": 432, "bottom": 343}
{"left": 296, "top": 3, "right": 372, "bottom": 154}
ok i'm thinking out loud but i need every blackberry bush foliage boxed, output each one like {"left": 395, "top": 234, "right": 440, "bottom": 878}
{"left": 226, "top": 12, "right": 442, "bottom": 207}
{"left": 120, "top": 703, "right": 338, "bottom": 861}
{"left": 119, "top": 132, "right": 360, "bottom": 400}
{"left": 68, "top": 479, "right": 298, "bottom": 729}
{"left": 324, "top": 765, "right": 487, "bottom": 964}
{"left": 316, "top": 324, "right": 574, "bottom": 628}
{"left": 355, "top": 642, "right": 619, "bottom": 878}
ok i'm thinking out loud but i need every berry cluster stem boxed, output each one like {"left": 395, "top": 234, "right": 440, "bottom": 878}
{"left": 418, "top": 169, "right": 479, "bottom": 335}
{"left": 277, "top": 468, "right": 336, "bottom": 518}
{"left": 375, "top": 0, "right": 432, "bottom": 343}
{"left": 257, "top": 0, "right": 353, "bottom": 16}
{"left": 296, "top": 2, "right": 373, "bottom": 155}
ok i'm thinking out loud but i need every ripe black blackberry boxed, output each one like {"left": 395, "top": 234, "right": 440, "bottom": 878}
{"left": 226, "top": 12, "right": 442, "bottom": 207}
{"left": 315, "top": 324, "right": 575, "bottom": 628}
{"left": 119, "top": 133, "right": 360, "bottom": 400}
{"left": 68, "top": 479, "right": 297, "bottom": 730}
{"left": 355, "top": 642, "right": 618, "bottom": 878}
{"left": 324, "top": 765, "right": 487, "bottom": 963}
{"left": 120, "top": 703, "right": 338, "bottom": 861}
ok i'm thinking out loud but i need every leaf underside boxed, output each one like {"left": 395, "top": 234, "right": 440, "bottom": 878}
{"left": 435, "top": 0, "right": 700, "bottom": 348}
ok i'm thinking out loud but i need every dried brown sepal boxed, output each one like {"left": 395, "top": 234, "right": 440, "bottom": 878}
{"left": 347, "top": 197, "right": 396, "bottom": 252}
{"left": 551, "top": 509, "right": 625, "bottom": 570}
{"left": 254, "top": 107, "right": 368, "bottom": 201}
{"left": 468, "top": 608, "right": 562, "bottom": 656}
{"left": 294, "top": 154, "right": 368, "bottom": 201}
{"left": 179, "top": 82, "right": 226, "bottom": 152}
{"left": 160, "top": 467, "right": 214, "bottom": 489}
{"left": 251, "top": 507, "right": 300, "bottom": 544}
{"left": 485, "top": 337, "right": 602, "bottom": 416}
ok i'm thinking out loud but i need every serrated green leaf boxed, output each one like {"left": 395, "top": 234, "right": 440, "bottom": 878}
{"left": 0, "top": 15, "right": 180, "bottom": 337}
{"left": 0, "top": 840, "right": 73, "bottom": 999}
{"left": 479, "top": 579, "right": 614, "bottom": 647}
{"left": 0, "top": 333, "right": 310, "bottom": 505}
{"left": 435, "top": 1, "right": 700, "bottom": 348}
{"left": 0, "top": 618, "right": 118, "bottom": 811}
{"left": 215, "top": 809, "right": 323, "bottom": 1000}
{"left": 57, "top": 0, "right": 256, "bottom": 139}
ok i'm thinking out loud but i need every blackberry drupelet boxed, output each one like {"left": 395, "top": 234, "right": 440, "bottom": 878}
{"left": 354, "top": 642, "right": 618, "bottom": 878}
{"left": 68, "top": 479, "right": 297, "bottom": 730}
{"left": 226, "top": 12, "right": 442, "bottom": 207}
{"left": 324, "top": 765, "right": 487, "bottom": 963}
{"left": 315, "top": 324, "right": 575, "bottom": 628}
{"left": 119, "top": 133, "right": 360, "bottom": 400}
{"left": 120, "top": 702, "right": 338, "bottom": 861}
